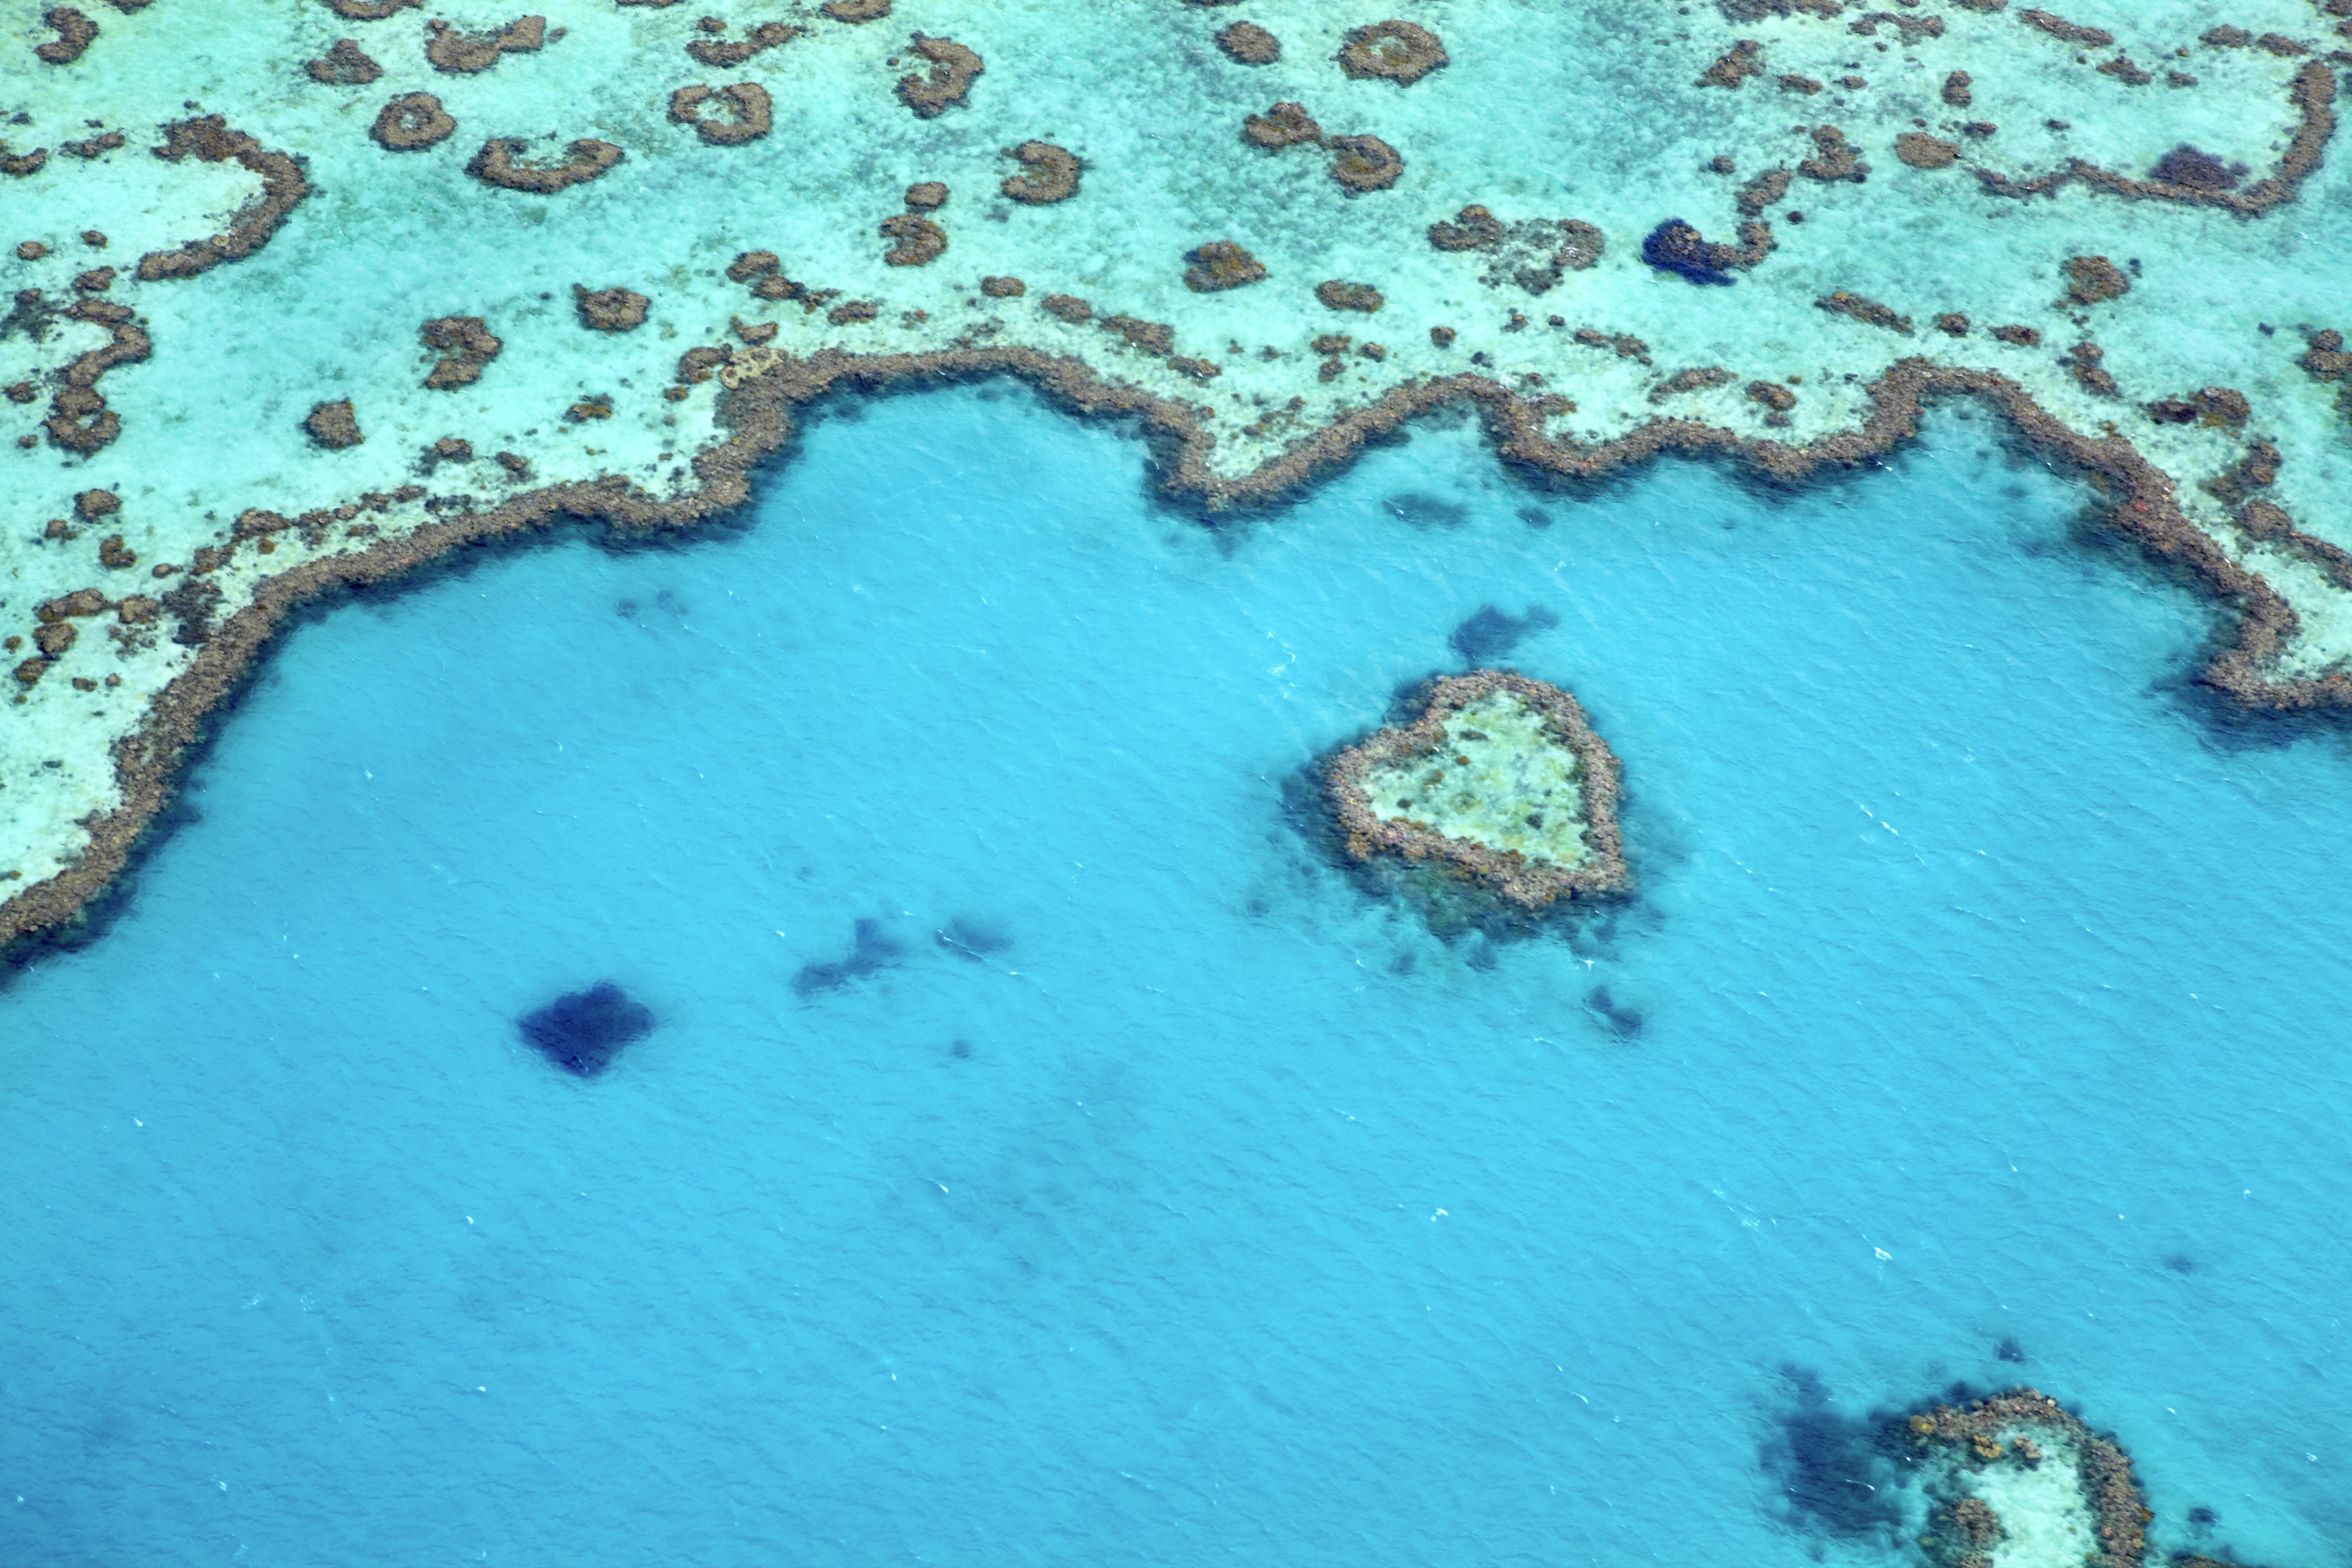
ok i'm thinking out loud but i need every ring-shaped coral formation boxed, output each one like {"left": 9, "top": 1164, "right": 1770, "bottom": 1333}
{"left": 668, "top": 83, "right": 774, "bottom": 145}
{"left": 1329, "top": 134, "right": 1402, "bottom": 194}
{"left": 466, "top": 137, "right": 623, "bottom": 191}
{"left": 370, "top": 92, "right": 454, "bottom": 151}
{"left": 1336, "top": 20, "right": 1447, "bottom": 86}
{"left": 1000, "top": 140, "right": 1079, "bottom": 203}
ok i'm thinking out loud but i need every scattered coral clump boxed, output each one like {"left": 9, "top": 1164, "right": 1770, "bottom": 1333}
{"left": 1329, "top": 134, "right": 1402, "bottom": 194}
{"left": 1000, "top": 141, "right": 1079, "bottom": 203}
{"left": 306, "top": 39, "right": 383, "bottom": 85}
{"left": 2064, "top": 254, "right": 2131, "bottom": 305}
{"left": 1216, "top": 21, "right": 1279, "bottom": 64}
{"left": 881, "top": 213, "right": 946, "bottom": 266}
{"left": 420, "top": 315, "right": 502, "bottom": 388}
{"left": 1316, "top": 281, "right": 1384, "bottom": 313}
{"left": 575, "top": 285, "right": 649, "bottom": 331}
{"left": 303, "top": 399, "right": 363, "bottom": 448}
{"left": 424, "top": 15, "right": 545, "bottom": 74}
{"left": 1183, "top": 240, "right": 1266, "bottom": 292}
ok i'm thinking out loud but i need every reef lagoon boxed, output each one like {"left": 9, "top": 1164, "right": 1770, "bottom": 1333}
{"left": 5, "top": 1, "right": 2352, "bottom": 1564}
{"left": 6, "top": 385, "right": 2351, "bottom": 1567}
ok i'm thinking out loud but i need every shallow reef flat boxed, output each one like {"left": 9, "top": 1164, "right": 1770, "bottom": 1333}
{"left": 1, "top": 0, "right": 2350, "bottom": 938}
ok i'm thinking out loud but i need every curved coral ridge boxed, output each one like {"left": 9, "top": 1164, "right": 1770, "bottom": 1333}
{"left": 2, "top": 0, "right": 2351, "bottom": 940}
{"left": 1904, "top": 1390, "right": 2151, "bottom": 1568}
{"left": 1325, "top": 672, "right": 1626, "bottom": 909}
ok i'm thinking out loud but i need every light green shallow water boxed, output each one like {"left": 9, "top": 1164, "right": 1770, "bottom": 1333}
{"left": 1, "top": 0, "right": 2348, "bottom": 905}
{"left": 1358, "top": 689, "right": 1592, "bottom": 868}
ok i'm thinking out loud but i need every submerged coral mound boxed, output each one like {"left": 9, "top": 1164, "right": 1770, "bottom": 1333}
{"left": 1324, "top": 670, "right": 1626, "bottom": 910}
{"left": 516, "top": 981, "right": 654, "bottom": 1077}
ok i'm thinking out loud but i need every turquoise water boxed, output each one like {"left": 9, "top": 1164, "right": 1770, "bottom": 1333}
{"left": 3, "top": 385, "right": 2348, "bottom": 1566}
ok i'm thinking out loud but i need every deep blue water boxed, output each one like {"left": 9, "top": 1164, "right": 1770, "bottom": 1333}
{"left": 3, "top": 385, "right": 2347, "bottom": 1567}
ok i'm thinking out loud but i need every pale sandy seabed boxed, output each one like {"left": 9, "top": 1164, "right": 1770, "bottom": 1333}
{"left": 1, "top": 0, "right": 2348, "bottom": 935}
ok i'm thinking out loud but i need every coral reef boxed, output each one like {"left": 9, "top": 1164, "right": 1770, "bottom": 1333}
{"left": 1328, "top": 134, "right": 1402, "bottom": 194}
{"left": 1000, "top": 141, "right": 1079, "bottom": 203}
{"left": 1817, "top": 291, "right": 1913, "bottom": 333}
{"left": 420, "top": 315, "right": 502, "bottom": 388}
{"left": 668, "top": 83, "right": 773, "bottom": 145}
{"left": 1316, "top": 281, "right": 1384, "bottom": 312}
{"left": 1183, "top": 241, "right": 1265, "bottom": 292}
{"left": 324, "top": 0, "right": 418, "bottom": 17}
{"left": 574, "top": 285, "right": 649, "bottom": 331}
{"left": 903, "top": 180, "right": 946, "bottom": 210}
{"left": 1216, "top": 21, "right": 1279, "bottom": 64}
{"left": 686, "top": 20, "right": 799, "bottom": 67}
{"left": 43, "top": 298, "right": 149, "bottom": 454}
{"left": 370, "top": 92, "right": 455, "bottom": 151}
{"left": 896, "top": 34, "right": 982, "bottom": 118}
{"left": 303, "top": 399, "right": 363, "bottom": 448}
{"left": 135, "top": 118, "right": 311, "bottom": 282}
{"left": 820, "top": 0, "right": 890, "bottom": 20}
{"left": 881, "top": 213, "right": 946, "bottom": 266}
{"left": 424, "top": 15, "right": 545, "bottom": 74}
{"left": 1323, "top": 670, "right": 1627, "bottom": 911}
{"left": 1797, "top": 124, "right": 1868, "bottom": 182}
{"left": 306, "top": 39, "right": 383, "bottom": 86}
{"left": 36, "top": 7, "right": 98, "bottom": 66}
{"left": 2064, "top": 255, "right": 2132, "bottom": 306}
{"left": 1896, "top": 133, "right": 1961, "bottom": 169}
{"left": 1243, "top": 102, "right": 1322, "bottom": 149}
{"left": 2019, "top": 9, "right": 2113, "bottom": 47}
{"left": 466, "top": 137, "right": 623, "bottom": 190}
{"left": 1649, "top": 366, "right": 1736, "bottom": 402}
{"left": 1336, "top": 20, "right": 1447, "bottom": 86}
{"left": 1901, "top": 1390, "right": 2149, "bottom": 1568}
{"left": 980, "top": 275, "right": 1025, "bottom": 298}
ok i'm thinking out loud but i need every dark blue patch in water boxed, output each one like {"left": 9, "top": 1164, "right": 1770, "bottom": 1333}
{"left": 794, "top": 918, "right": 903, "bottom": 995}
{"left": 1642, "top": 219, "right": 1735, "bottom": 285}
{"left": 1381, "top": 492, "right": 1468, "bottom": 529}
{"left": 936, "top": 918, "right": 1012, "bottom": 960}
{"left": 1449, "top": 603, "right": 1559, "bottom": 665}
{"left": 1760, "top": 1368, "right": 1905, "bottom": 1542}
{"left": 517, "top": 982, "right": 654, "bottom": 1077}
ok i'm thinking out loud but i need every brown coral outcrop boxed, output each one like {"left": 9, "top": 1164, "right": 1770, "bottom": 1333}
{"left": 420, "top": 315, "right": 501, "bottom": 388}
{"left": 1698, "top": 39, "right": 1765, "bottom": 89}
{"left": 2301, "top": 328, "right": 2350, "bottom": 381}
{"left": 2019, "top": 9, "right": 2112, "bottom": 46}
{"left": 1317, "top": 281, "right": 1384, "bottom": 312}
{"left": 821, "top": 0, "right": 889, "bottom": 19}
{"left": 1101, "top": 315, "right": 1174, "bottom": 355}
{"left": 370, "top": 92, "right": 455, "bottom": 150}
{"left": 43, "top": 297, "right": 149, "bottom": 454}
{"left": 575, "top": 285, "right": 649, "bottom": 331}
{"left": 668, "top": 83, "right": 772, "bottom": 145}
{"left": 1329, "top": 134, "right": 1402, "bottom": 194}
{"left": 135, "top": 118, "right": 311, "bottom": 281}
{"left": 1735, "top": 167, "right": 1792, "bottom": 214}
{"left": 1428, "top": 205, "right": 1505, "bottom": 251}
{"left": 1896, "top": 132, "right": 1960, "bottom": 168}
{"left": 903, "top": 180, "right": 947, "bottom": 209}
{"left": 2063, "top": 254, "right": 2130, "bottom": 304}
{"left": 1817, "top": 291, "right": 1913, "bottom": 333}
{"left": 880, "top": 213, "right": 945, "bottom": 266}
{"left": 325, "top": 0, "right": 418, "bottom": 17}
{"left": 1649, "top": 366, "right": 1737, "bottom": 402}
{"left": 36, "top": 7, "right": 98, "bottom": 64}
{"left": 1798, "top": 124, "right": 1868, "bottom": 182}
{"left": 1183, "top": 241, "right": 1266, "bottom": 292}
{"left": 896, "top": 34, "right": 982, "bottom": 117}
{"left": 1943, "top": 70, "right": 1973, "bottom": 107}
{"left": 687, "top": 20, "right": 798, "bottom": 67}
{"left": 466, "top": 136, "right": 623, "bottom": 190}
{"left": 1336, "top": 20, "right": 1447, "bottom": 85}
{"left": 303, "top": 399, "right": 363, "bottom": 448}
{"left": 1040, "top": 294, "right": 1091, "bottom": 323}
{"left": 425, "top": 14, "right": 545, "bottom": 74}
{"left": 1242, "top": 101, "right": 1322, "bottom": 148}
{"left": 1000, "top": 140, "right": 1079, "bottom": 203}
{"left": 1216, "top": 21, "right": 1279, "bottom": 63}
{"left": 306, "top": 39, "right": 383, "bottom": 85}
